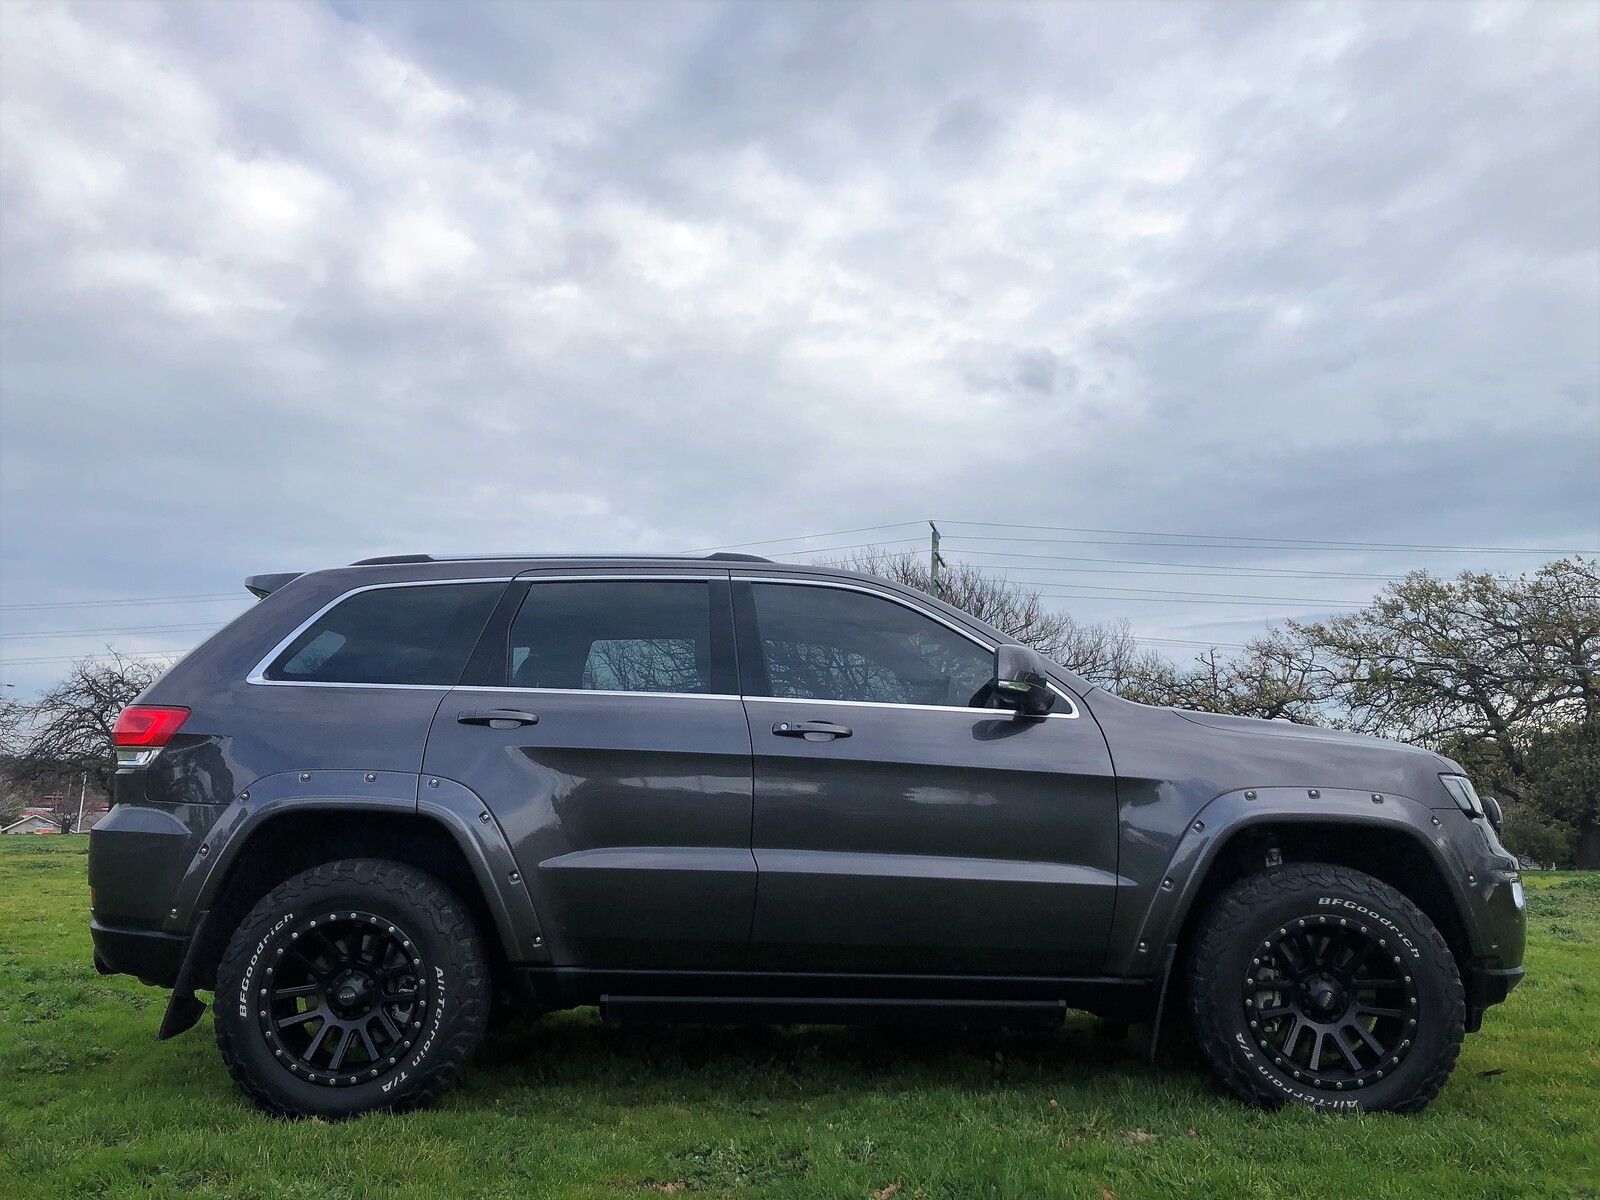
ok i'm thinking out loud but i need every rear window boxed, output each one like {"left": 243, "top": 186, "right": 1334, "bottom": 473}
{"left": 265, "top": 583, "right": 502, "bottom": 685}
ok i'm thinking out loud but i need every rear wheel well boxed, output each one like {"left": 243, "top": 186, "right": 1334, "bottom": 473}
{"left": 191, "top": 810, "right": 507, "bottom": 995}
{"left": 1174, "top": 821, "right": 1473, "bottom": 981}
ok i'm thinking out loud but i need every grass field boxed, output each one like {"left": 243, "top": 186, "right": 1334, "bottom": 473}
{"left": 0, "top": 838, "right": 1595, "bottom": 1199}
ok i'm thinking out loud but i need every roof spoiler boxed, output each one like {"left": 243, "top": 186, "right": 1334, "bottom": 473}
{"left": 245, "top": 572, "right": 302, "bottom": 600}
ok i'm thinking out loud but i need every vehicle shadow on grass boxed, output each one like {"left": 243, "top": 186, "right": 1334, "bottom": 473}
{"left": 459, "top": 1007, "right": 1215, "bottom": 1107}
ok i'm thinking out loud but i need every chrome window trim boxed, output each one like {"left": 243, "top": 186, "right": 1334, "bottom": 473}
{"left": 246, "top": 577, "right": 515, "bottom": 688}
{"left": 456, "top": 687, "right": 742, "bottom": 701}
{"left": 245, "top": 570, "right": 1080, "bottom": 718}
{"left": 735, "top": 575, "right": 1081, "bottom": 719}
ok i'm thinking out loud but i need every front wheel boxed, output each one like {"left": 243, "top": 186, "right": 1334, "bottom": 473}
{"left": 1186, "top": 862, "right": 1464, "bottom": 1114}
{"left": 213, "top": 859, "right": 489, "bottom": 1119}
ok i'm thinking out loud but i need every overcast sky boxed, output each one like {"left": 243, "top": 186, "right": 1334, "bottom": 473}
{"left": 2, "top": 0, "right": 1597, "bottom": 694}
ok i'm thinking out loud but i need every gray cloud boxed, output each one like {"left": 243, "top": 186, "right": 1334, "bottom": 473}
{"left": 1, "top": 0, "right": 1596, "bottom": 692}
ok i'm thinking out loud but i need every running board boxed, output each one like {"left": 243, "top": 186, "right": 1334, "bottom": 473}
{"left": 599, "top": 995, "right": 1070, "bottom": 1028}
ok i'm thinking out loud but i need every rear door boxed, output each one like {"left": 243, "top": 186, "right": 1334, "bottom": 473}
{"left": 736, "top": 577, "right": 1120, "bottom": 976}
{"left": 421, "top": 571, "right": 755, "bottom": 969}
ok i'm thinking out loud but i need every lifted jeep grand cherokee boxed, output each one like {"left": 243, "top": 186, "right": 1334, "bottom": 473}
{"left": 90, "top": 554, "right": 1525, "bottom": 1119}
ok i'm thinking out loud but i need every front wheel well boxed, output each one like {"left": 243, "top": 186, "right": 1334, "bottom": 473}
{"left": 190, "top": 810, "right": 507, "bottom": 994}
{"left": 1173, "top": 821, "right": 1473, "bottom": 982}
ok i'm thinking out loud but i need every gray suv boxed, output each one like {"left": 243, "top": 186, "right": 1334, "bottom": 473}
{"left": 89, "top": 554, "right": 1526, "bottom": 1119}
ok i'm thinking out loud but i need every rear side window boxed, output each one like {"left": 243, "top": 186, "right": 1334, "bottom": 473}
{"left": 506, "top": 581, "right": 715, "bottom": 694}
{"left": 265, "top": 583, "right": 502, "bottom": 685}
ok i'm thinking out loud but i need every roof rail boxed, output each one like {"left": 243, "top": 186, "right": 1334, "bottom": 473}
{"left": 343, "top": 551, "right": 776, "bottom": 566}
{"left": 703, "top": 552, "right": 773, "bottom": 562}
{"left": 350, "top": 554, "right": 436, "bottom": 566}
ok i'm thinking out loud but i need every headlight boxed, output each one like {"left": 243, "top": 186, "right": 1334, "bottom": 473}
{"left": 1439, "top": 773, "right": 1485, "bottom": 818}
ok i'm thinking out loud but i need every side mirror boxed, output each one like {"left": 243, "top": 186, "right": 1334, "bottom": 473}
{"left": 993, "top": 644, "right": 1056, "bottom": 716}
{"left": 1482, "top": 795, "right": 1504, "bottom": 836}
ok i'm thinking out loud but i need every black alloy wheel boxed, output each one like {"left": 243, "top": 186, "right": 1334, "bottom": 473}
{"left": 1244, "top": 913, "right": 1419, "bottom": 1091}
{"left": 260, "top": 909, "right": 428, "bottom": 1087}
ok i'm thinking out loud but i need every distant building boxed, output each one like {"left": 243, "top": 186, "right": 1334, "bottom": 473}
{"left": 2, "top": 811, "right": 60, "bottom": 834}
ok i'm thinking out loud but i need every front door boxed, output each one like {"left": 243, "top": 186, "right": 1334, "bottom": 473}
{"left": 421, "top": 573, "right": 755, "bottom": 969}
{"left": 736, "top": 578, "right": 1120, "bottom": 975}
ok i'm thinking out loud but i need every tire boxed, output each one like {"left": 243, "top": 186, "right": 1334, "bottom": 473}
{"left": 213, "top": 859, "right": 489, "bottom": 1119}
{"left": 1186, "top": 862, "right": 1464, "bottom": 1114}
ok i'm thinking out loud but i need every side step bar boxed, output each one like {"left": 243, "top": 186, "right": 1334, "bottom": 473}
{"left": 599, "top": 995, "right": 1069, "bottom": 1028}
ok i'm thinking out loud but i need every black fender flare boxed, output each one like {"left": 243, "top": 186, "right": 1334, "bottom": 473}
{"left": 156, "top": 769, "right": 544, "bottom": 1038}
{"left": 1114, "top": 785, "right": 1479, "bottom": 979}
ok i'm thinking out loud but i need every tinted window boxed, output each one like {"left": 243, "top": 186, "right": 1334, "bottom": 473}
{"left": 267, "top": 583, "right": 502, "bottom": 685}
{"left": 507, "top": 581, "right": 714, "bottom": 694}
{"left": 750, "top": 583, "right": 994, "bottom": 706}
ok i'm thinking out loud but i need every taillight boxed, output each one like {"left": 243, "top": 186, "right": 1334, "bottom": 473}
{"left": 114, "top": 705, "right": 190, "bottom": 766}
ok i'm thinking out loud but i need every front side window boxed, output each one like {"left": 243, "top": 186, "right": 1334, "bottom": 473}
{"left": 749, "top": 583, "right": 994, "bottom": 707}
{"left": 266, "top": 583, "right": 502, "bottom": 685}
{"left": 507, "top": 581, "right": 715, "bottom": 694}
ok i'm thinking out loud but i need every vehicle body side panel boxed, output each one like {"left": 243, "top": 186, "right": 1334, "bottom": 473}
{"left": 1078, "top": 692, "right": 1524, "bottom": 976}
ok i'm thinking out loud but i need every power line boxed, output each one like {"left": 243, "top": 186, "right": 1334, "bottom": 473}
{"left": 0, "top": 593, "right": 241, "bottom": 612}
{"left": 936, "top": 520, "right": 1596, "bottom": 555}
{"left": 0, "top": 648, "right": 195, "bottom": 668}
{"left": 0, "top": 623, "right": 226, "bottom": 641}
{"left": 686, "top": 522, "right": 923, "bottom": 553}
{"left": 944, "top": 533, "right": 1589, "bottom": 555}
{"left": 942, "top": 555, "right": 1403, "bottom": 582}
{"left": 1029, "top": 585, "right": 1358, "bottom": 607}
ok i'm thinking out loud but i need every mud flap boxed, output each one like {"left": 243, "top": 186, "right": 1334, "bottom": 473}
{"left": 1147, "top": 942, "right": 1179, "bottom": 1064}
{"left": 156, "top": 907, "right": 213, "bottom": 1040}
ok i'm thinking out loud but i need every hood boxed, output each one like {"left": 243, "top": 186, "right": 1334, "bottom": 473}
{"left": 1172, "top": 709, "right": 1458, "bottom": 771}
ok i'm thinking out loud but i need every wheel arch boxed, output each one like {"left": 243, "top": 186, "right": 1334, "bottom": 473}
{"left": 1128, "top": 788, "right": 1476, "bottom": 984}
{"left": 184, "top": 794, "right": 543, "bottom": 997}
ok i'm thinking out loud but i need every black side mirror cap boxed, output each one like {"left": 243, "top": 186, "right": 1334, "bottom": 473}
{"left": 993, "top": 644, "right": 1056, "bottom": 716}
{"left": 1482, "top": 795, "right": 1503, "bottom": 836}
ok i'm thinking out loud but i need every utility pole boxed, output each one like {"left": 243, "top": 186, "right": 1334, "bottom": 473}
{"left": 929, "top": 522, "right": 947, "bottom": 598}
{"left": 76, "top": 773, "right": 86, "bottom": 834}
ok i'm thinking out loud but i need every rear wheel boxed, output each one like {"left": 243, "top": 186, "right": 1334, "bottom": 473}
{"left": 1186, "top": 862, "right": 1464, "bottom": 1113}
{"left": 213, "top": 859, "right": 489, "bottom": 1119}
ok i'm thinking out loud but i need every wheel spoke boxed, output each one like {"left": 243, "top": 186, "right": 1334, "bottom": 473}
{"left": 1309, "top": 1030, "right": 1327, "bottom": 1072}
{"left": 1358, "top": 1005, "right": 1404, "bottom": 1019}
{"left": 358, "top": 1025, "right": 380, "bottom": 1064}
{"left": 274, "top": 983, "right": 321, "bottom": 1000}
{"left": 327, "top": 1026, "right": 356, "bottom": 1071}
{"left": 1258, "top": 1004, "right": 1293, "bottom": 1020}
{"left": 1282, "top": 1017, "right": 1308, "bottom": 1060}
{"left": 372, "top": 1007, "right": 402, "bottom": 1045}
{"left": 278, "top": 1007, "right": 324, "bottom": 1031}
{"left": 1344, "top": 1018, "right": 1385, "bottom": 1057}
{"left": 1332, "top": 1028, "right": 1363, "bottom": 1071}
{"left": 302, "top": 1017, "right": 333, "bottom": 1062}
{"left": 1351, "top": 977, "right": 1403, "bottom": 989}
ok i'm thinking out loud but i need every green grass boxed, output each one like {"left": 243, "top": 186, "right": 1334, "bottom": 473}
{"left": 1, "top": 838, "right": 1595, "bottom": 1200}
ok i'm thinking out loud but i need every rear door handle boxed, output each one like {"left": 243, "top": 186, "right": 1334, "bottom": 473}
{"left": 771, "top": 720, "right": 853, "bottom": 740}
{"left": 457, "top": 709, "right": 540, "bottom": 729}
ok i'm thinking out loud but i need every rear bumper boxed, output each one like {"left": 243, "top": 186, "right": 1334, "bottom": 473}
{"left": 91, "top": 920, "right": 186, "bottom": 988}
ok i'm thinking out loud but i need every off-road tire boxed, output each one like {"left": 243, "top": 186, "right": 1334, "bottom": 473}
{"left": 213, "top": 859, "right": 489, "bottom": 1119}
{"left": 1187, "top": 862, "right": 1464, "bottom": 1114}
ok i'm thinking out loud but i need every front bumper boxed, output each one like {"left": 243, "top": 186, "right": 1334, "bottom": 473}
{"left": 91, "top": 920, "right": 187, "bottom": 988}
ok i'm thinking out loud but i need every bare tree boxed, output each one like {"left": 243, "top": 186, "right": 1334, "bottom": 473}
{"left": 824, "top": 548, "right": 1170, "bottom": 692}
{"left": 11, "top": 651, "right": 167, "bottom": 804}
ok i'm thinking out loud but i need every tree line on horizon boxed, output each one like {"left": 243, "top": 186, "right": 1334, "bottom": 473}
{"left": 2, "top": 555, "right": 1596, "bottom": 866}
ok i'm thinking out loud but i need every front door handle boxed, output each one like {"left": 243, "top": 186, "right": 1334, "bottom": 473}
{"left": 771, "top": 720, "right": 853, "bottom": 740}
{"left": 457, "top": 709, "right": 540, "bottom": 729}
